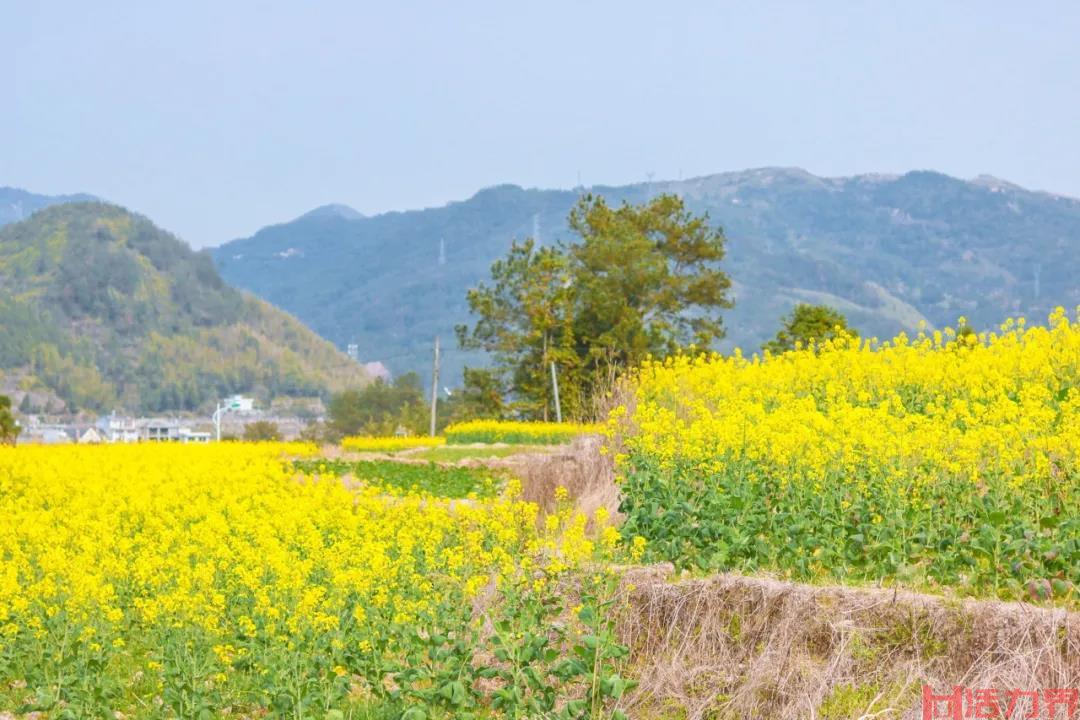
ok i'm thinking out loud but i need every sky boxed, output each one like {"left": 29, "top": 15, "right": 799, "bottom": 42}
{"left": 4, "top": 1, "right": 1080, "bottom": 248}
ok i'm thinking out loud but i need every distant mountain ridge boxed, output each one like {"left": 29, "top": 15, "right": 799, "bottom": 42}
{"left": 212, "top": 167, "right": 1080, "bottom": 384}
{"left": 300, "top": 203, "right": 366, "bottom": 221}
{"left": 0, "top": 202, "right": 367, "bottom": 413}
{"left": 0, "top": 186, "right": 98, "bottom": 226}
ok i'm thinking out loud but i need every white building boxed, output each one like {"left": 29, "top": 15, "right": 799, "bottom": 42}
{"left": 19, "top": 424, "right": 73, "bottom": 445}
{"left": 140, "top": 419, "right": 210, "bottom": 443}
{"left": 178, "top": 428, "right": 211, "bottom": 444}
{"left": 96, "top": 413, "right": 140, "bottom": 443}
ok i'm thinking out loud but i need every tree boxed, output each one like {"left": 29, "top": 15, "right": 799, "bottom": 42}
{"left": 0, "top": 395, "right": 19, "bottom": 445}
{"left": 438, "top": 367, "right": 508, "bottom": 427}
{"left": 568, "top": 194, "right": 732, "bottom": 395}
{"left": 764, "top": 304, "right": 858, "bottom": 354}
{"left": 457, "top": 194, "right": 732, "bottom": 417}
{"left": 243, "top": 420, "right": 282, "bottom": 442}
{"left": 458, "top": 367, "right": 507, "bottom": 420}
{"left": 328, "top": 373, "right": 428, "bottom": 438}
{"left": 328, "top": 389, "right": 370, "bottom": 438}
{"left": 457, "top": 240, "right": 580, "bottom": 420}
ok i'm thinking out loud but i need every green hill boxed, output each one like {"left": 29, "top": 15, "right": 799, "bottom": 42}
{"left": 213, "top": 168, "right": 1080, "bottom": 383}
{"left": 0, "top": 202, "right": 367, "bottom": 413}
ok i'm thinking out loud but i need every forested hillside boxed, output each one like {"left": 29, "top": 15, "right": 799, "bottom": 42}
{"left": 0, "top": 203, "right": 367, "bottom": 413}
{"left": 213, "top": 168, "right": 1080, "bottom": 383}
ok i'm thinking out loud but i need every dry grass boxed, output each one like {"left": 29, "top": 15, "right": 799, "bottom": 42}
{"left": 503, "top": 434, "right": 621, "bottom": 523}
{"left": 616, "top": 567, "right": 1080, "bottom": 719}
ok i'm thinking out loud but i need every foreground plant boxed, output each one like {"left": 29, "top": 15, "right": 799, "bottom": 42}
{"left": 0, "top": 444, "right": 635, "bottom": 718}
{"left": 614, "top": 309, "right": 1080, "bottom": 603}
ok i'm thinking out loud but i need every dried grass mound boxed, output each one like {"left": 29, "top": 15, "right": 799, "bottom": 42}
{"left": 617, "top": 567, "right": 1079, "bottom": 719}
{"left": 509, "top": 434, "right": 620, "bottom": 521}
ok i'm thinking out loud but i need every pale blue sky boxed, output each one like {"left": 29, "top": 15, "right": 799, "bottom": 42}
{"left": 4, "top": 1, "right": 1079, "bottom": 247}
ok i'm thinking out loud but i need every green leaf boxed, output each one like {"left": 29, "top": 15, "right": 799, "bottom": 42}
{"left": 439, "top": 680, "right": 467, "bottom": 706}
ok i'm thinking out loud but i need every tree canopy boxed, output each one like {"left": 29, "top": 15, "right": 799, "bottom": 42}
{"left": 458, "top": 194, "right": 732, "bottom": 418}
{"left": 242, "top": 420, "right": 282, "bottom": 442}
{"left": 763, "top": 304, "right": 858, "bottom": 354}
{"left": 327, "top": 373, "right": 428, "bottom": 438}
{"left": 456, "top": 240, "right": 578, "bottom": 419}
{"left": 440, "top": 367, "right": 507, "bottom": 423}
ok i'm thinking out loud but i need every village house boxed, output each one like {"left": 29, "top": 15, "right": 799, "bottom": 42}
{"left": 139, "top": 419, "right": 211, "bottom": 443}
{"left": 96, "top": 412, "right": 140, "bottom": 443}
{"left": 78, "top": 427, "right": 104, "bottom": 444}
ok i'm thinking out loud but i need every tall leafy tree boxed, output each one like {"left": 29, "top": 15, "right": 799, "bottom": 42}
{"left": 457, "top": 239, "right": 580, "bottom": 420}
{"left": 458, "top": 195, "right": 732, "bottom": 416}
{"left": 568, "top": 194, "right": 732, "bottom": 393}
{"left": 0, "top": 395, "right": 19, "bottom": 445}
{"left": 764, "top": 303, "right": 858, "bottom": 354}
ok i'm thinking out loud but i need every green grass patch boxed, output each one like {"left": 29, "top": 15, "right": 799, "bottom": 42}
{"left": 409, "top": 445, "right": 529, "bottom": 463}
{"left": 293, "top": 458, "right": 503, "bottom": 498}
{"left": 818, "top": 680, "right": 915, "bottom": 719}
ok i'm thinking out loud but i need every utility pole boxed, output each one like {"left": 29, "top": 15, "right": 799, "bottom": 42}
{"left": 212, "top": 397, "right": 243, "bottom": 441}
{"left": 550, "top": 361, "right": 562, "bottom": 423}
{"left": 429, "top": 336, "right": 440, "bottom": 437}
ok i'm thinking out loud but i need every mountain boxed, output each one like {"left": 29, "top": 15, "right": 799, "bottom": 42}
{"left": 213, "top": 169, "right": 1080, "bottom": 384}
{"left": 0, "top": 186, "right": 98, "bottom": 226}
{"left": 0, "top": 202, "right": 367, "bottom": 414}
{"left": 300, "top": 204, "right": 366, "bottom": 221}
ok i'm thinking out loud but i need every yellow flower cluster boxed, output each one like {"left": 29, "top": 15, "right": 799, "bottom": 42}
{"left": 445, "top": 420, "right": 603, "bottom": 445}
{"left": 613, "top": 310, "right": 1080, "bottom": 600}
{"left": 622, "top": 309, "right": 1080, "bottom": 490}
{"left": 0, "top": 442, "right": 614, "bottom": 714}
{"left": 341, "top": 435, "right": 446, "bottom": 452}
